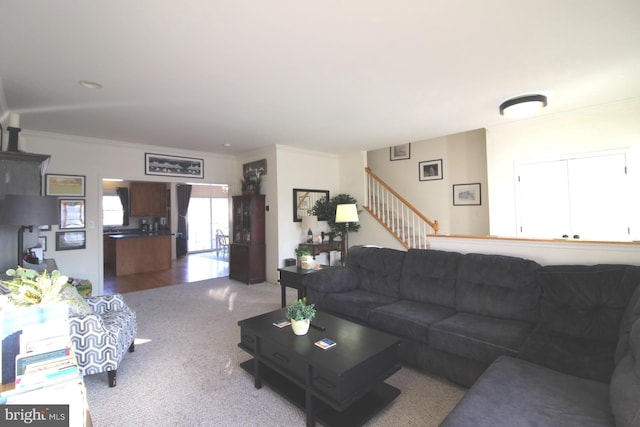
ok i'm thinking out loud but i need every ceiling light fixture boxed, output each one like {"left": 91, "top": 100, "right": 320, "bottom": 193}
{"left": 79, "top": 80, "right": 103, "bottom": 89}
{"left": 499, "top": 94, "right": 547, "bottom": 118}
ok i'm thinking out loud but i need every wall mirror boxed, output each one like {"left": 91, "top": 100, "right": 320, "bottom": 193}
{"left": 293, "top": 188, "right": 329, "bottom": 222}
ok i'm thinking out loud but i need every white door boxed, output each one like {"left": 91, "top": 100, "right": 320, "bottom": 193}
{"left": 517, "top": 160, "right": 571, "bottom": 239}
{"left": 568, "top": 153, "right": 629, "bottom": 241}
{"left": 516, "top": 152, "right": 630, "bottom": 241}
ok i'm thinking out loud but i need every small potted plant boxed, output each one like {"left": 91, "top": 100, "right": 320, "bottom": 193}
{"left": 285, "top": 298, "right": 316, "bottom": 335}
{"left": 295, "top": 245, "right": 316, "bottom": 269}
{"left": 241, "top": 170, "right": 262, "bottom": 195}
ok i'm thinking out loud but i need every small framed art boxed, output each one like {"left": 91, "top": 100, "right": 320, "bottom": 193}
{"left": 453, "top": 183, "right": 481, "bottom": 206}
{"left": 419, "top": 159, "right": 443, "bottom": 181}
{"left": 145, "top": 153, "right": 204, "bottom": 179}
{"left": 243, "top": 159, "right": 267, "bottom": 176}
{"left": 56, "top": 231, "right": 86, "bottom": 251}
{"left": 38, "top": 236, "right": 47, "bottom": 252}
{"left": 59, "top": 199, "right": 85, "bottom": 229}
{"left": 45, "top": 174, "right": 85, "bottom": 197}
{"left": 390, "top": 143, "right": 411, "bottom": 161}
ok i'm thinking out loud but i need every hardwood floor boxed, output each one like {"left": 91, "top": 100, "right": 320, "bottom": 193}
{"left": 103, "top": 251, "right": 229, "bottom": 295}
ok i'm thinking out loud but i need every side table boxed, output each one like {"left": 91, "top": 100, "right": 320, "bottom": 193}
{"left": 277, "top": 265, "right": 326, "bottom": 308}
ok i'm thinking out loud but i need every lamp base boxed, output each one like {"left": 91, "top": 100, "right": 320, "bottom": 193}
{"left": 17, "top": 225, "right": 33, "bottom": 267}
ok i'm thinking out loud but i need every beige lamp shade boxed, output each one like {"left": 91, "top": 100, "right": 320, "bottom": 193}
{"left": 301, "top": 215, "right": 318, "bottom": 230}
{"left": 335, "top": 204, "right": 359, "bottom": 223}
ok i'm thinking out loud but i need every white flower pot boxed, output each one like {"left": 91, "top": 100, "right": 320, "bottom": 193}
{"left": 291, "top": 318, "right": 311, "bottom": 335}
{"left": 298, "top": 255, "right": 316, "bottom": 269}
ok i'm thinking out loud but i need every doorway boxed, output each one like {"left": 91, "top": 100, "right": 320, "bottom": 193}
{"left": 186, "top": 185, "right": 229, "bottom": 257}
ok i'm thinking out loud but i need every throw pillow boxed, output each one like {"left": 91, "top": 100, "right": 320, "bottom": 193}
{"left": 60, "top": 285, "right": 94, "bottom": 317}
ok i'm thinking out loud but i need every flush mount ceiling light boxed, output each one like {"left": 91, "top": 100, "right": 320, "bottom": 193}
{"left": 499, "top": 94, "right": 547, "bottom": 118}
{"left": 79, "top": 80, "right": 102, "bottom": 89}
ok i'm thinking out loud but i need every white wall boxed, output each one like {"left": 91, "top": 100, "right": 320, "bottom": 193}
{"left": 487, "top": 98, "right": 640, "bottom": 239}
{"left": 274, "top": 145, "right": 341, "bottom": 276}
{"left": 15, "top": 97, "right": 640, "bottom": 294}
{"left": 429, "top": 235, "right": 640, "bottom": 266}
{"left": 22, "top": 131, "right": 237, "bottom": 294}
{"left": 336, "top": 150, "right": 405, "bottom": 251}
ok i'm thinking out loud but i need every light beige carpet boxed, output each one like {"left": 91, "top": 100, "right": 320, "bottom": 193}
{"left": 84, "top": 277, "right": 465, "bottom": 426}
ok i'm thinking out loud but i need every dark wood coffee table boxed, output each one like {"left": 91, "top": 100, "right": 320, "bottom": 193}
{"left": 238, "top": 309, "right": 402, "bottom": 427}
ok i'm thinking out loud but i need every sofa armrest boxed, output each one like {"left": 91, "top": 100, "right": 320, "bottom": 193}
{"left": 303, "top": 267, "right": 359, "bottom": 293}
{"left": 86, "top": 293, "right": 127, "bottom": 315}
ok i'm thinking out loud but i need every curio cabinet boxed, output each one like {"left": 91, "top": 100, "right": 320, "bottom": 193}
{"left": 229, "top": 195, "right": 265, "bottom": 284}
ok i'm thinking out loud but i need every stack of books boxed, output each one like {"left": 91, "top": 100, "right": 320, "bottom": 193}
{"left": 0, "top": 319, "right": 87, "bottom": 426}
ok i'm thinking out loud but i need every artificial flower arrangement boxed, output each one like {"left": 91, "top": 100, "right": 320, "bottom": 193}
{"left": 241, "top": 170, "right": 262, "bottom": 195}
{"left": 2, "top": 267, "right": 70, "bottom": 307}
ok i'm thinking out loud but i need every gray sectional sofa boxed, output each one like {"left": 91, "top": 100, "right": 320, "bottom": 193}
{"left": 303, "top": 245, "right": 640, "bottom": 426}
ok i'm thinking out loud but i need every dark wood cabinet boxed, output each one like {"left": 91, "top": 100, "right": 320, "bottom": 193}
{"left": 130, "top": 182, "right": 167, "bottom": 217}
{"left": 229, "top": 195, "right": 265, "bottom": 284}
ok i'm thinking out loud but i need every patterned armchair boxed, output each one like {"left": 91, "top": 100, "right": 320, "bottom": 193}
{"left": 68, "top": 293, "right": 137, "bottom": 387}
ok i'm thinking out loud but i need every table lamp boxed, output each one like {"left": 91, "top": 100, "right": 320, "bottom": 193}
{"left": 0, "top": 194, "right": 59, "bottom": 267}
{"left": 301, "top": 215, "right": 318, "bottom": 243}
{"left": 335, "top": 204, "right": 359, "bottom": 264}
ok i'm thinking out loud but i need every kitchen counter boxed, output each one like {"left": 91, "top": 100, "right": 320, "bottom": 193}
{"left": 106, "top": 231, "right": 174, "bottom": 239}
{"left": 103, "top": 232, "right": 173, "bottom": 276}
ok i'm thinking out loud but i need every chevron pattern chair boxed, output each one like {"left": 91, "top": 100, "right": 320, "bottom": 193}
{"left": 68, "top": 293, "right": 137, "bottom": 387}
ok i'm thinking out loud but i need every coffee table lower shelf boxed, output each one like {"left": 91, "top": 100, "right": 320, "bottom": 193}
{"left": 240, "top": 359, "right": 400, "bottom": 427}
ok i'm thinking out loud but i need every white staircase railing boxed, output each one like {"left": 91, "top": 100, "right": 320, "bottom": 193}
{"left": 364, "top": 167, "right": 439, "bottom": 249}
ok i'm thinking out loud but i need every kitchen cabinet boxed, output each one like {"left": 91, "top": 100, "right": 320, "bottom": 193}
{"left": 229, "top": 195, "right": 265, "bottom": 284}
{"left": 130, "top": 182, "right": 167, "bottom": 217}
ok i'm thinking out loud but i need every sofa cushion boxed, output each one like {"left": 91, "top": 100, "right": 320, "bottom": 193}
{"left": 398, "top": 249, "right": 461, "bottom": 308}
{"left": 440, "top": 356, "right": 614, "bottom": 427}
{"left": 615, "top": 267, "right": 640, "bottom": 363}
{"left": 429, "top": 312, "right": 533, "bottom": 364}
{"left": 519, "top": 327, "right": 617, "bottom": 383}
{"left": 455, "top": 253, "right": 540, "bottom": 322}
{"left": 344, "top": 246, "right": 405, "bottom": 298}
{"left": 536, "top": 265, "right": 637, "bottom": 342}
{"left": 303, "top": 266, "right": 359, "bottom": 293}
{"left": 320, "top": 290, "right": 397, "bottom": 323}
{"left": 369, "top": 300, "right": 455, "bottom": 344}
{"left": 519, "top": 265, "right": 640, "bottom": 383}
{"left": 610, "top": 318, "right": 640, "bottom": 427}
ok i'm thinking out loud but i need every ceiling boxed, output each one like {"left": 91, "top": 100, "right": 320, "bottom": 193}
{"left": 1, "top": 1, "right": 639, "bottom": 156}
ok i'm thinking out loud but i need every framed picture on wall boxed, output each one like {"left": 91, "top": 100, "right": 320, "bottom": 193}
{"left": 292, "top": 188, "right": 330, "bottom": 222}
{"left": 418, "top": 159, "right": 443, "bottom": 181}
{"left": 38, "top": 236, "right": 47, "bottom": 252}
{"left": 56, "top": 231, "right": 86, "bottom": 251}
{"left": 59, "top": 199, "right": 85, "bottom": 229}
{"left": 145, "top": 153, "right": 204, "bottom": 178}
{"left": 390, "top": 143, "right": 411, "bottom": 161}
{"left": 453, "top": 183, "right": 481, "bottom": 206}
{"left": 45, "top": 174, "right": 85, "bottom": 197}
{"left": 243, "top": 159, "right": 267, "bottom": 176}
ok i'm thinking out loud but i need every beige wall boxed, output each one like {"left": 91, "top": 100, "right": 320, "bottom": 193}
{"left": 367, "top": 129, "right": 489, "bottom": 235}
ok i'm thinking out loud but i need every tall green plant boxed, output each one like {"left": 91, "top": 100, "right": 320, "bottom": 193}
{"left": 310, "top": 193, "right": 361, "bottom": 235}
